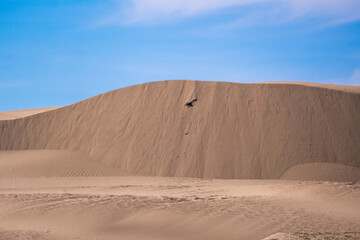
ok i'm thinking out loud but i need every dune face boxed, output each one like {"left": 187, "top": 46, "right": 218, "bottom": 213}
{"left": 0, "top": 80, "right": 359, "bottom": 180}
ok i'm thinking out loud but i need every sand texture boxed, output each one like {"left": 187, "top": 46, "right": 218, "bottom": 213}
{"left": 0, "top": 177, "right": 359, "bottom": 240}
{"left": 1, "top": 81, "right": 360, "bottom": 239}
{"left": 1, "top": 80, "right": 359, "bottom": 181}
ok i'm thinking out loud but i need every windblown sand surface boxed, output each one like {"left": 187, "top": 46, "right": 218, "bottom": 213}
{"left": 0, "top": 177, "right": 359, "bottom": 240}
{"left": 0, "top": 81, "right": 359, "bottom": 239}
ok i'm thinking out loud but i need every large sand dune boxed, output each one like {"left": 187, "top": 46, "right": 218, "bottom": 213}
{"left": 1, "top": 80, "right": 359, "bottom": 181}
{"left": 1, "top": 81, "right": 360, "bottom": 240}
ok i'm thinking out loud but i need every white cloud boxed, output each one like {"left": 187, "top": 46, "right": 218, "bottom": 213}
{"left": 0, "top": 81, "right": 27, "bottom": 89}
{"left": 348, "top": 68, "right": 360, "bottom": 85}
{"left": 106, "top": 0, "right": 360, "bottom": 26}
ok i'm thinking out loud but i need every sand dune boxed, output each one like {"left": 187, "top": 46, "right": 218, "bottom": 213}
{"left": 0, "top": 80, "right": 359, "bottom": 181}
{"left": 0, "top": 107, "right": 60, "bottom": 120}
{"left": 1, "top": 81, "right": 360, "bottom": 240}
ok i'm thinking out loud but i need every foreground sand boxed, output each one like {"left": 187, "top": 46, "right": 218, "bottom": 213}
{"left": 0, "top": 176, "right": 359, "bottom": 240}
{"left": 0, "top": 150, "right": 359, "bottom": 239}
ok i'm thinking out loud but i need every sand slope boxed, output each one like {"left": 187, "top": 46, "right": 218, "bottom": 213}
{"left": 1, "top": 81, "right": 359, "bottom": 180}
{"left": 0, "top": 150, "right": 123, "bottom": 178}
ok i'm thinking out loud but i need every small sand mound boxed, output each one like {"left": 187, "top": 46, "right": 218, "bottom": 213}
{"left": 0, "top": 107, "right": 60, "bottom": 120}
{"left": 263, "top": 232, "right": 360, "bottom": 240}
{"left": 281, "top": 163, "right": 360, "bottom": 182}
{"left": 262, "top": 233, "right": 301, "bottom": 240}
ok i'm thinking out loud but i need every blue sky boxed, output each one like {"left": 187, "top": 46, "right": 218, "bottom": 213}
{"left": 1, "top": 0, "right": 360, "bottom": 110}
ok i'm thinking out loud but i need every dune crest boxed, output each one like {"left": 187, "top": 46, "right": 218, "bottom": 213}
{"left": 1, "top": 80, "right": 359, "bottom": 180}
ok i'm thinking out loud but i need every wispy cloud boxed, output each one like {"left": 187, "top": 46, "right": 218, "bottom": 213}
{"left": 348, "top": 68, "right": 360, "bottom": 85}
{"left": 0, "top": 81, "right": 28, "bottom": 89}
{"left": 102, "top": 0, "right": 360, "bottom": 26}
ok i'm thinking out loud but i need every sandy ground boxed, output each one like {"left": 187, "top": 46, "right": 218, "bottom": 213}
{"left": 0, "top": 176, "right": 359, "bottom": 240}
